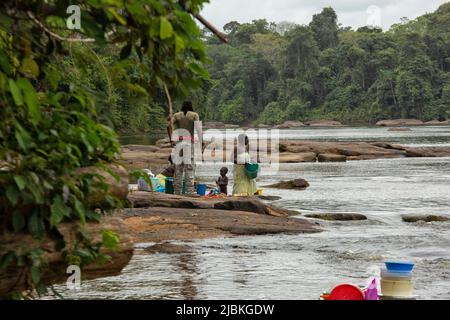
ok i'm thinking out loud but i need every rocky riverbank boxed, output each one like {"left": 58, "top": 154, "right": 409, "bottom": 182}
{"left": 376, "top": 118, "right": 450, "bottom": 126}
{"left": 121, "top": 140, "right": 450, "bottom": 171}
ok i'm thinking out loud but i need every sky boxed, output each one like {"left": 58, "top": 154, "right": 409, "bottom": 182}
{"left": 200, "top": 0, "right": 449, "bottom": 31}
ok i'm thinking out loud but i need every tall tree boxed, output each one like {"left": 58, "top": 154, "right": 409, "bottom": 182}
{"left": 310, "top": 7, "right": 339, "bottom": 50}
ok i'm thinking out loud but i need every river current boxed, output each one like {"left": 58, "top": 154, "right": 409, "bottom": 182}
{"left": 55, "top": 125, "right": 450, "bottom": 299}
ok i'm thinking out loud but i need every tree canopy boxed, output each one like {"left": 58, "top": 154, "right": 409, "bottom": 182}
{"left": 199, "top": 4, "right": 450, "bottom": 125}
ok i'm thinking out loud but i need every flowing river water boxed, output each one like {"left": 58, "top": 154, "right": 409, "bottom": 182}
{"left": 56, "top": 126, "right": 450, "bottom": 300}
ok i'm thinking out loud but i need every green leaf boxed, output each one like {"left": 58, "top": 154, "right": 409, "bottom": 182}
{"left": 31, "top": 266, "right": 41, "bottom": 284}
{"left": 8, "top": 79, "right": 24, "bottom": 106}
{"left": 28, "top": 212, "right": 44, "bottom": 238}
{"left": 0, "top": 50, "right": 11, "bottom": 75}
{"left": 160, "top": 17, "right": 173, "bottom": 40}
{"left": 12, "top": 211, "right": 25, "bottom": 231}
{"left": 0, "top": 11, "right": 13, "bottom": 29}
{"left": 188, "top": 62, "right": 209, "bottom": 79}
{"left": 5, "top": 186, "right": 19, "bottom": 206}
{"left": 13, "top": 175, "right": 26, "bottom": 190}
{"left": 0, "top": 251, "right": 16, "bottom": 270}
{"left": 175, "top": 35, "right": 185, "bottom": 53}
{"left": 74, "top": 198, "right": 86, "bottom": 224}
{"left": 28, "top": 183, "right": 45, "bottom": 204}
{"left": 17, "top": 78, "right": 41, "bottom": 124}
{"left": 50, "top": 196, "right": 68, "bottom": 227}
{"left": 20, "top": 58, "right": 39, "bottom": 78}
{"left": 102, "top": 230, "right": 120, "bottom": 250}
{"left": 14, "top": 121, "right": 32, "bottom": 152}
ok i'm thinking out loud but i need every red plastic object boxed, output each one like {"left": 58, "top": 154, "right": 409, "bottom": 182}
{"left": 328, "top": 284, "right": 365, "bottom": 300}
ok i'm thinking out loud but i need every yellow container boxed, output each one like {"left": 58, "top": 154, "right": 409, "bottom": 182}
{"left": 381, "top": 279, "right": 413, "bottom": 297}
{"left": 256, "top": 188, "right": 264, "bottom": 196}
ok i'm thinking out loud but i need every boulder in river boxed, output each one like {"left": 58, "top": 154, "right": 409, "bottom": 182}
{"left": 402, "top": 214, "right": 450, "bottom": 223}
{"left": 376, "top": 119, "right": 423, "bottom": 126}
{"left": 265, "top": 178, "right": 310, "bottom": 190}
{"left": 275, "top": 121, "right": 305, "bottom": 129}
{"left": 318, "top": 153, "right": 347, "bottom": 162}
{"left": 306, "top": 120, "right": 343, "bottom": 127}
{"left": 424, "top": 120, "right": 449, "bottom": 125}
{"left": 305, "top": 213, "right": 368, "bottom": 221}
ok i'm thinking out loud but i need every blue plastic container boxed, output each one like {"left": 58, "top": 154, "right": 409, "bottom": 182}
{"left": 197, "top": 183, "right": 207, "bottom": 196}
{"left": 385, "top": 261, "right": 415, "bottom": 273}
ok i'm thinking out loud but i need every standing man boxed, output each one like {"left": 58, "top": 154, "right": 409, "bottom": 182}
{"left": 171, "top": 101, "right": 202, "bottom": 195}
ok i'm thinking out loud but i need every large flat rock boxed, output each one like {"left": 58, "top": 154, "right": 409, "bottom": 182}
{"left": 376, "top": 119, "right": 424, "bottom": 126}
{"left": 119, "top": 207, "right": 320, "bottom": 243}
{"left": 127, "top": 191, "right": 299, "bottom": 217}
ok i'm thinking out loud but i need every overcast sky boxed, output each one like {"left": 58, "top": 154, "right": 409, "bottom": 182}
{"left": 201, "top": 0, "right": 449, "bottom": 31}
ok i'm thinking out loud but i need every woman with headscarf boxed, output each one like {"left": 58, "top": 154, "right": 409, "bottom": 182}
{"left": 232, "top": 134, "right": 257, "bottom": 196}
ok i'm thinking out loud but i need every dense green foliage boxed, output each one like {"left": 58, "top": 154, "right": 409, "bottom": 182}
{"left": 0, "top": 0, "right": 208, "bottom": 297}
{"left": 198, "top": 4, "right": 450, "bottom": 125}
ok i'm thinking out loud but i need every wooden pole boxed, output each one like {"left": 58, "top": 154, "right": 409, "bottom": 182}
{"left": 164, "top": 85, "right": 174, "bottom": 144}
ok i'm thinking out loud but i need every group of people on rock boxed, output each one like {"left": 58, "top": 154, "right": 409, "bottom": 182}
{"left": 165, "top": 101, "right": 257, "bottom": 197}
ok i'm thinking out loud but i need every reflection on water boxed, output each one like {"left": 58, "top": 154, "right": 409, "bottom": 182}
{"left": 53, "top": 127, "right": 450, "bottom": 300}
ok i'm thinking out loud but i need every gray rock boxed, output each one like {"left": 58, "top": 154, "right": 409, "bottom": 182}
{"left": 402, "top": 214, "right": 450, "bottom": 223}
{"left": 265, "top": 178, "right": 310, "bottom": 190}
{"left": 317, "top": 153, "right": 347, "bottom": 162}
{"left": 305, "top": 213, "right": 367, "bottom": 221}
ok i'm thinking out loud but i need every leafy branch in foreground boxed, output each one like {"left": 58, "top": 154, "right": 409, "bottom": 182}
{"left": 0, "top": 0, "right": 210, "bottom": 298}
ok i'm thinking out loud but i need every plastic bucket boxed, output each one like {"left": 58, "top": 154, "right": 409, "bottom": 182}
{"left": 197, "top": 184, "right": 207, "bottom": 196}
{"left": 245, "top": 162, "right": 259, "bottom": 179}
{"left": 328, "top": 284, "right": 365, "bottom": 300}
{"left": 381, "top": 279, "right": 413, "bottom": 297}
{"left": 165, "top": 178, "right": 174, "bottom": 194}
{"left": 165, "top": 178, "right": 186, "bottom": 194}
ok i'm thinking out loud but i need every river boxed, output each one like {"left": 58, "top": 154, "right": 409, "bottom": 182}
{"left": 57, "top": 125, "right": 450, "bottom": 300}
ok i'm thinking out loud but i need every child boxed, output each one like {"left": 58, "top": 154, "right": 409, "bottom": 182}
{"left": 216, "top": 167, "right": 229, "bottom": 195}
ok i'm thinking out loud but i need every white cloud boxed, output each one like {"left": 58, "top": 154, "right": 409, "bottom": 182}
{"left": 200, "top": 0, "right": 449, "bottom": 31}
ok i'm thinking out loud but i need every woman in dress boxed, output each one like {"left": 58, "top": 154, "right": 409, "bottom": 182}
{"left": 232, "top": 134, "right": 257, "bottom": 196}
